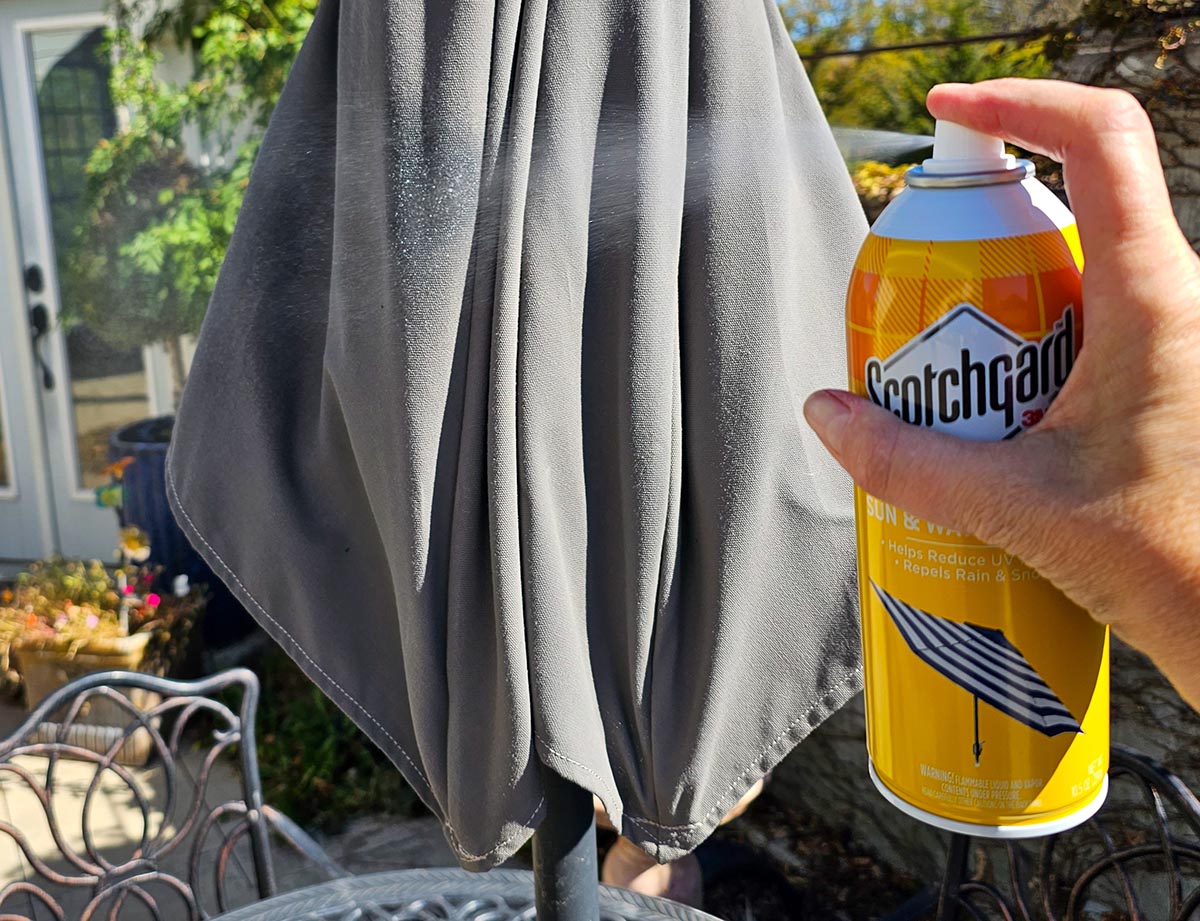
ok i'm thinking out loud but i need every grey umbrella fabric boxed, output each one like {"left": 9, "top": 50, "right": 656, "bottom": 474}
{"left": 166, "top": 0, "right": 867, "bottom": 870}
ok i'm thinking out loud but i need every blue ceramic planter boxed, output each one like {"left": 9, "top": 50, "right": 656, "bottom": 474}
{"left": 109, "top": 416, "right": 253, "bottom": 648}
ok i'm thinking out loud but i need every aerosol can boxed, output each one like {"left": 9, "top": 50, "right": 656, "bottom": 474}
{"left": 848, "top": 120, "right": 1109, "bottom": 837}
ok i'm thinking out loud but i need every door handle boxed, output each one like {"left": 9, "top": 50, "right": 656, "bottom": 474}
{"left": 24, "top": 264, "right": 44, "bottom": 293}
{"left": 28, "top": 303, "right": 55, "bottom": 391}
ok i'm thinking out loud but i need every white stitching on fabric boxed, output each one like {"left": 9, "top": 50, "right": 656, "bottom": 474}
{"left": 165, "top": 463, "right": 432, "bottom": 786}
{"left": 534, "top": 734, "right": 620, "bottom": 799}
{"left": 444, "top": 796, "right": 546, "bottom": 862}
{"left": 166, "top": 461, "right": 549, "bottom": 864}
{"left": 623, "top": 814, "right": 697, "bottom": 832}
{"left": 534, "top": 735, "right": 611, "bottom": 789}
{"left": 166, "top": 452, "right": 860, "bottom": 853}
{"left": 616, "top": 672, "right": 863, "bottom": 842}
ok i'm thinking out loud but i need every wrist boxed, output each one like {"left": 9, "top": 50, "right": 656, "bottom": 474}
{"left": 1104, "top": 516, "right": 1200, "bottom": 710}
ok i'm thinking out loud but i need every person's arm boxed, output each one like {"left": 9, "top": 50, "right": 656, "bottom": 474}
{"left": 803, "top": 78, "right": 1200, "bottom": 709}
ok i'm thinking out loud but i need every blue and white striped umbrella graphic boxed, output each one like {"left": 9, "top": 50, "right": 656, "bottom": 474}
{"left": 872, "top": 582, "right": 1082, "bottom": 766}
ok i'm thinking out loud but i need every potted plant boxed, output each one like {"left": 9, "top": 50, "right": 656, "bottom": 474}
{"left": 0, "top": 531, "right": 205, "bottom": 762}
{"left": 2, "top": 532, "right": 204, "bottom": 697}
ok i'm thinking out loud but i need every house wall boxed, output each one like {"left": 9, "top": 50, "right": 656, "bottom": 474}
{"left": 1057, "top": 37, "right": 1200, "bottom": 248}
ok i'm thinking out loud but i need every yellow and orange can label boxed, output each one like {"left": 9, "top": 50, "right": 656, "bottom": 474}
{"left": 848, "top": 223, "right": 1110, "bottom": 835}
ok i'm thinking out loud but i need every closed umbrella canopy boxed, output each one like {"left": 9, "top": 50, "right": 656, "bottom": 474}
{"left": 167, "top": 0, "right": 866, "bottom": 870}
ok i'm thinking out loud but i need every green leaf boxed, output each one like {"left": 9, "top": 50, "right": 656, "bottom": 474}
{"left": 65, "top": 0, "right": 317, "bottom": 357}
{"left": 94, "top": 483, "right": 124, "bottom": 509}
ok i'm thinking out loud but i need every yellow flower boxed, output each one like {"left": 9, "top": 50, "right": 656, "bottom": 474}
{"left": 119, "top": 527, "right": 151, "bottom": 564}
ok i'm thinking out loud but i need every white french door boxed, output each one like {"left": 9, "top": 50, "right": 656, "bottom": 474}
{"left": 0, "top": 0, "right": 173, "bottom": 564}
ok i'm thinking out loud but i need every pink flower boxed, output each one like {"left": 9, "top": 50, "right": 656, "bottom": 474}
{"left": 85, "top": 614, "right": 99, "bottom": 628}
{"left": 122, "top": 584, "right": 134, "bottom": 595}
{"left": 146, "top": 593, "right": 161, "bottom": 607}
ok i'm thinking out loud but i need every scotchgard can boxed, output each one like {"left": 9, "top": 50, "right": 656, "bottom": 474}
{"left": 847, "top": 120, "right": 1110, "bottom": 837}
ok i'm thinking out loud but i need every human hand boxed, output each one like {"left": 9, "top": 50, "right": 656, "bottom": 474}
{"left": 804, "top": 79, "right": 1200, "bottom": 708}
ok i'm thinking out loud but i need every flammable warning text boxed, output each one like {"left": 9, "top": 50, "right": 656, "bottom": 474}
{"left": 919, "top": 764, "right": 1045, "bottom": 809}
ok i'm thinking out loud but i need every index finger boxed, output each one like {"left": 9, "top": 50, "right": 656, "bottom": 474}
{"left": 926, "top": 79, "right": 1182, "bottom": 266}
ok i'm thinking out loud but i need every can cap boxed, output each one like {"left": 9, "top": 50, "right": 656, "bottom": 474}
{"left": 921, "top": 120, "right": 1016, "bottom": 175}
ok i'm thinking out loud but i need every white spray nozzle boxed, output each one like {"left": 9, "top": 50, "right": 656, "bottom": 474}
{"left": 921, "top": 120, "right": 1016, "bottom": 175}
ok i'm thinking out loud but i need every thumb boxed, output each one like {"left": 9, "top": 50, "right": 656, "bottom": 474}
{"left": 803, "top": 389, "right": 1039, "bottom": 542}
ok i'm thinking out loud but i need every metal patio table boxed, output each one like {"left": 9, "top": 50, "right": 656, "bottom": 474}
{"left": 208, "top": 869, "right": 721, "bottom": 921}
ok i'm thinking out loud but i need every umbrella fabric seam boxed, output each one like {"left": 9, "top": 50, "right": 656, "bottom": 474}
{"left": 539, "top": 669, "right": 861, "bottom": 840}
{"left": 164, "top": 462, "right": 433, "bottom": 791}
{"left": 624, "top": 670, "right": 863, "bottom": 837}
{"left": 443, "top": 796, "right": 546, "bottom": 862}
{"left": 534, "top": 734, "right": 621, "bottom": 805}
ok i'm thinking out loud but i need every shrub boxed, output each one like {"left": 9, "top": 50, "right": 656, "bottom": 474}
{"left": 851, "top": 160, "right": 908, "bottom": 223}
{"left": 253, "top": 644, "right": 425, "bottom": 832}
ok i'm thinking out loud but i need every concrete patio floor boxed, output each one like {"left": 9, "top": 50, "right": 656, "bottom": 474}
{"left": 0, "top": 699, "right": 460, "bottom": 918}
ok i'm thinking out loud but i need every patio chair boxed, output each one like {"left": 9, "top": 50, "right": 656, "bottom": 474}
{"left": 0, "top": 668, "right": 346, "bottom": 920}
{"left": 883, "top": 745, "right": 1200, "bottom": 921}
{"left": 0, "top": 666, "right": 715, "bottom": 921}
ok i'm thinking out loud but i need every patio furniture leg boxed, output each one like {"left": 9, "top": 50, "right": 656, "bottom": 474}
{"left": 533, "top": 772, "right": 601, "bottom": 921}
{"left": 935, "top": 833, "right": 971, "bottom": 921}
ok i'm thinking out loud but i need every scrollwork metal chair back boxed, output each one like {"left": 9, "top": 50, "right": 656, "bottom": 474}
{"left": 935, "top": 745, "right": 1200, "bottom": 921}
{"left": 0, "top": 668, "right": 344, "bottom": 921}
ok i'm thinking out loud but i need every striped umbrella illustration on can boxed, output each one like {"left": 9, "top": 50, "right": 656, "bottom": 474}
{"left": 871, "top": 583, "right": 1082, "bottom": 766}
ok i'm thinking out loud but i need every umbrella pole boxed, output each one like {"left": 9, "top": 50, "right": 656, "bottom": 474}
{"left": 972, "top": 695, "right": 983, "bottom": 767}
{"left": 533, "top": 771, "right": 600, "bottom": 921}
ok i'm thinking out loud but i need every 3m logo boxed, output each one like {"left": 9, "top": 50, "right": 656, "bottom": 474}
{"left": 865, "top": 305, "right": 1076, "bottom": 441}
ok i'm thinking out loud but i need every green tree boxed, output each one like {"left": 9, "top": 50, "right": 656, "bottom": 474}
{"left": 780, "top": 0, "right": 1053, "bottom": 135}
{"left": 64, "top": 0, "right": 316, "bottom": 402}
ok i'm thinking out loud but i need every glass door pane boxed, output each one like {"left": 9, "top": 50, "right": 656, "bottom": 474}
{"left": 30, "top": 26, "right": 150, "bottom": 490}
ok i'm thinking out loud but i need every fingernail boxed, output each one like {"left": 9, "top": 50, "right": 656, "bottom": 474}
{"left": 803, "top": 390, "right": 852, "bottom": 454}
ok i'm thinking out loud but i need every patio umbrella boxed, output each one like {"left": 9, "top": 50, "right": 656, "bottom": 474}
{"left": 166, "top": 0, "right": 867, "bottom": 872}
{"left": 871, "top": 583, "right": 1082, "bottom": 766}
